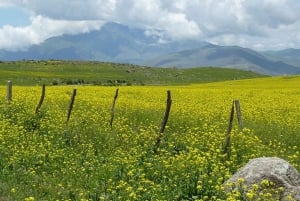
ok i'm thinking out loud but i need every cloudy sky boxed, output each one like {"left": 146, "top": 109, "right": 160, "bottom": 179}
{"left": 1, "top": 0, "right": 300, "bottom": 51}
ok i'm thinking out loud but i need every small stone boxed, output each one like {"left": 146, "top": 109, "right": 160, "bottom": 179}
{"left": 225, "top": 157, "right": 300, "bottom": 200}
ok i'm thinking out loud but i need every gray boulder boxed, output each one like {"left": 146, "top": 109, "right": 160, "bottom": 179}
{"left": 225, "top": 157, "right": 300, "bottom": 200}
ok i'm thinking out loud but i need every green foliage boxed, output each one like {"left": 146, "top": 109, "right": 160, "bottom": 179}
{"left": 0, "top": 60, "right": 266, "bottom": 86}
{"left": 0, "top": 78, "right": 299, "bottom": 200}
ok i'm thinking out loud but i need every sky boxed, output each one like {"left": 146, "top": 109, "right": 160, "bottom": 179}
{"left": 0, "top": 0, "right": 300, "bottom": 51}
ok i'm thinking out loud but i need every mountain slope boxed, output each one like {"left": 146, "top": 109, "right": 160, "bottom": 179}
{"left": 0, "top": 60, "right": 266, "bottom": 86}
{"left": 0, "top": 22, "right": 209, "bottom": 64}
{"left": 145, "top": 44, "right": 300, "bottom": 75}
{"left": 0, "top": 22, "right": 299, "bottom": 75}
{"left": 261, "top": 48, "right": 300, "bottom": 67}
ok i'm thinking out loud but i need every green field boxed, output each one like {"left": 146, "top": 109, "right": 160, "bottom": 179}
{"left": 0, "top": 61, "right": 299, "bottom": 200}
{"left": 0, "top": 60, "right": 266, "bottom": 86}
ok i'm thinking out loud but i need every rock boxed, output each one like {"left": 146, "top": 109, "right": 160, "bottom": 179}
{"left": 225, "top": 157, "right": 300, "bottom": 200}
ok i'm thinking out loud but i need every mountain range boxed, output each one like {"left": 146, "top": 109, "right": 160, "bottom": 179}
{"left": 0, "top": 22, "right": 300, "bottom": 75}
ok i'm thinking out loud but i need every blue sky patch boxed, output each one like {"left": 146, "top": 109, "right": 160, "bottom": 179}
{"left": 0, "top": 6, "right": 31, "bottom": 27}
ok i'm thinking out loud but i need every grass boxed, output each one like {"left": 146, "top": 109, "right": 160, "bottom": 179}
{"left": 0, "top": 75, "right": 300, "bottom": 200}
{"left": 0, "top": 60, "right": 266, "bottom": 86}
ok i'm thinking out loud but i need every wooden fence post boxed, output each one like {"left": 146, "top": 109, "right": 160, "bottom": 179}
{"left": 7, "top": 80, "right": 12, "bottom": 103}
{"left": 66, "top": 89, "right": 77, "bottom": 125}
{"left": 35, "top": 84, "right": 46, "bottom": 114}
{"left": 234, "top": 99, "right": 243, "bottom": 129}
{"left": 110, "top": 88, "right": 119, "bottom": 129}
{"left": 154, "top": 90, "right": 172, "bottom": 153}
{"left": 223, "top": 100, "right": 235, "bottom": 156}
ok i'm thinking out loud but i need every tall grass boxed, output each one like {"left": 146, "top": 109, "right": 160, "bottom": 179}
{"left": 0, "top": 76, "right": 299, "bottom": 200}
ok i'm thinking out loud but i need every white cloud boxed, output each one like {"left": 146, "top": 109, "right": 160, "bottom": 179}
{"left": 158, "top": 13, "right": 202, "bottom": 39}
{"left": 1, "top": 0, "right": 300, "bottom": 50}
{"left": 10, "top": 0, "right": 117, "bottom": 20}
{"left": 0, "top": 1, "right": 14, "bottom": 7}
{"left": 0, "top": 15, "right": 104, "bottom": 51}
{"left": 112, "top": 0, "right": 202, "bottom": 40}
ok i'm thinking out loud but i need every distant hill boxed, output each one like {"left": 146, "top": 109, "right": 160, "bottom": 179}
{"left": 0, "top": 60, "right": 266, "bottom": 86}
{"left": 0, "top": 22, "right": 300, "bottom": 75}
{"left": 145, "top": 44, "right": 300, "bottom": 75}
{"left": 261, "top": 48, "right": 300, "bottom": 67}
{"left": 0, "top": 22, "right": 209, "bottom": 64}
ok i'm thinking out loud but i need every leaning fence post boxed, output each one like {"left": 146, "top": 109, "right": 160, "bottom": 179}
{"left": 35, "top": 84, "right": 46, "bottom": 114}
{"left": 110, "top": 88, "right": 119, "bottom": 129}
{"left": 234, "top": 99, "right": 243, "bottom": 129}
{"left": 154, "top": 90, "right": 172, "bottom": 153}
{"left": 223, "top": 100, "right": 235, "bottom": 156}
{"left": 7, "top": 80, "right": 12, "bottom": 103}
{"left": 66, "top": 89, "right": 77, "bottom": 125}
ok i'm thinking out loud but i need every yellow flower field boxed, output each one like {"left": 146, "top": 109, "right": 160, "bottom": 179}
{"left": 0, "top": 76, "right": 300, "bottom": 200}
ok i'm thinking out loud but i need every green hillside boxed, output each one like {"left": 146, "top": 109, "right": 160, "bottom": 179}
{"left": 0, "top": 60, "right": 266, "bottom": 86}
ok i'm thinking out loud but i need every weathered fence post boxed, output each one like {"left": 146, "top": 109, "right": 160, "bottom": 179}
{"left": 110, "top": 88, "right": 119, "bottom": 129}
{"left": 154, "top": 90, "right": 172, "bottom": 153}
{"left": 35, "top": 84, "right": 46, "bottom": 114}
{"left": 66, "top": 89, "right": 77, "bottom": 125}
{"left": 234, "top": 99, "right": 243, "bottom": 129}
{"left": 223, "top": 100, "right": 235, "bottom": 156}
{"left": 7, "top": 80, "right": 12, "bottom": 103}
